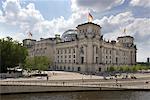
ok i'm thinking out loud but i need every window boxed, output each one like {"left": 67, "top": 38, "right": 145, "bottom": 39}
{"left": 69, "top": 60, "right": 71, "bottom": 63}
{"left": 73, "top": 49, "right": 75, "bottom": 53}
{"left": 96, "top": 57, "right": 98, "bottom": 64}
{"left": 61, "top": 49, "right": 63, "bottom": 54}
{"left": 116, "top": 57, "right": 118, "bottom": 64}
{"left": 99, "top": 68, "right": 101, "bottom": 72}
{"left": 80, "top": 30, "right": 82, "bottom": 33}
{"left": 69, "top": 55, "right": 71, "bottom": 58}
{"left": 73, "top": 55, "right": 75, "bottom": 58}
{"left": 68, "top": 67, "right": 70, "bottom": 70}
{"left": 74, "top": 60, "right": 75, "bottom": 63}
{"left": 77, "top": 67, "right": 81, "bottom": 71}
{"left": 81, "top": 57, "right": 84, "bottom": 64}
{"left": 106, "top": 50, "right": 108, "bottom": 54}
{"left": 57, "top": 50, "right": 59, "bottom": 54}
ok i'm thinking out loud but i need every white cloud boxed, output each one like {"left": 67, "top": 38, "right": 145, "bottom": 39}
{"left": 72, "top": 0, "right": 125, "bottom": 12}
{"left": 0, "top": 10, "right": 2, "bottom": 16}
{"left": 0, "top": 0, "right": 88, "bottom": 40}
{"left": 94, "top": 12, "right": 150, "bottom": 43}
{"left": 0, "top": 0, "right": 149, "bottom": 62}
{"left": 130, "top": 0, "right": 150, "bottom": 7}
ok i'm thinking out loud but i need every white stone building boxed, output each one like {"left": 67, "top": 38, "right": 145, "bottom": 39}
{"left": 23, "top": 22, "right": 137, "bottom": 73}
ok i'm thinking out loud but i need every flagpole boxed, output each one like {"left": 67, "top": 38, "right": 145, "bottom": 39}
{"left": 123, "top": 28, "right": 126, "bottom": 36}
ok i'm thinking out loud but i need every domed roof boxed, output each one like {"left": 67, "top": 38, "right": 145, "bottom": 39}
{"left": 61, "top": 29, "right": 78, "bottom": 41}
{"left": 62, "top": 29, "right": 77, "bottom": 37}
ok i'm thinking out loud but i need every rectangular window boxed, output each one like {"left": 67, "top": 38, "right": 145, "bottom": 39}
{"left": 73, "top": 49, "right": 75, "bottom": 53}
{"left": 69, "top": 49, "right": 71, "bottom": 53}
{"left": 81, "top": 57, "right": 84, "bottom": 64}
{"left": 69, "top": 55, "right": 71, "bottom": 58}
{"left": 61, "top": 49, "right": 63, "bottom": 54}
{"left": 99, "top": 68, "right": 101, "bottom": 72}
{"left": 96, "top": 57, "right": 98, "bottom": 64}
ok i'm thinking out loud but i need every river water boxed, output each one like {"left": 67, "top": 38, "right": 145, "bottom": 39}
{"left": 1, "top": 91, "right": 150, "bottom": 100}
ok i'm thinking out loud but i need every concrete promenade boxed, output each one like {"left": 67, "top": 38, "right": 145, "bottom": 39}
{"left": 0, "top": 71, "right": 150, "bottom": 94}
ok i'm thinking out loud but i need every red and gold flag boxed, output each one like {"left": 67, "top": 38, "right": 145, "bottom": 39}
{"left": 28, "top": 32, "right": 32, "bottom": 39}
{"left": 88, "top": 13, "right": 93, "bottom": 22}
{"left": 29, "top": 32, "right": 32, "bottom": 37}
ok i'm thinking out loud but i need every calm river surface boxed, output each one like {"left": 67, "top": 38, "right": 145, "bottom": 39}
{"left": 1, "top": 91, "right": 150, "bottom": 100}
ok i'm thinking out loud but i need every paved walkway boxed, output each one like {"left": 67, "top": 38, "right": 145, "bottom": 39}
{"left": 1, "top": 71, "right": 150, "bottom": 90}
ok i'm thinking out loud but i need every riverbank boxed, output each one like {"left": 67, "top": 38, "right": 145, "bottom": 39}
{"left": 0, "top": 71, "right": 150, "bottom": 94}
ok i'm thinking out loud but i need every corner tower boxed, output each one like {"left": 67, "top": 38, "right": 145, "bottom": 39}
{"left": 117, "top": 36, "right": 136, "bottom": 65}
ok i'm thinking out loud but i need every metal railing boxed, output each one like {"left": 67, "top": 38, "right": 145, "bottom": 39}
{"left": 0, "top": 80, "right": 150, "bottom": 90}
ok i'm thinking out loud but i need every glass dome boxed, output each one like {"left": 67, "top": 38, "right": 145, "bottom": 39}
{"left": 61, "top": 29, "right": 78, "bottom": 42}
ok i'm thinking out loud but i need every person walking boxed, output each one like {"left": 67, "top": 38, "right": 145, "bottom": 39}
{"left": 46, "top": 75, "right": 49, "bottom": 81}
{"left": 116, "top": 79, "right": 118, "bottom": 86}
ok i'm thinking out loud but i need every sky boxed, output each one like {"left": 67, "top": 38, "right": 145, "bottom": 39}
{"left": 0, "top": 0, "right": 150, "bottom": 62}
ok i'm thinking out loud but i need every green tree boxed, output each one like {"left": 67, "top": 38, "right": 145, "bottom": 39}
{"left": 0, "top": 37, "right": 28, "bottom": 73}
{"left": 108, "top": 66, "right": 115, "bottom": 72}
{"left": 24, "top": 56, "right": 51, "bottom": 72}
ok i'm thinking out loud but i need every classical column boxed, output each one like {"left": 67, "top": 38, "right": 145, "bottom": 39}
{"left": 75, "top": 45, "right": 79, "bottom": 64}
{"left": 99, "top": 46, "right": 103, "bottom": 64}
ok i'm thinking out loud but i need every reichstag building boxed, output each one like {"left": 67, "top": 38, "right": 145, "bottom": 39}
{"left": 23, "top": 22, "right": 137, "bottom": 73}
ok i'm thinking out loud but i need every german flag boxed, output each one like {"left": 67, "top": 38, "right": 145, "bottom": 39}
{"left": 88, "top": 13, "right": 93, "bottom": 22}
{"left": 29, "top": 32, "right": 32, "bottom": 37}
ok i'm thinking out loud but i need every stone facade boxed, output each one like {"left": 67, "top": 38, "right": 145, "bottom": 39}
{"left": 23, "top": 22, "right": 137, "bottom": 73}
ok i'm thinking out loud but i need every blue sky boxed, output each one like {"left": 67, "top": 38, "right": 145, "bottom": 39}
{"left": 0, "top": 0, "right": 150, "bottom": 62}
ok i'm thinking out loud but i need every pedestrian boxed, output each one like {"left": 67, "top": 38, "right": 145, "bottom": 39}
{"left": 46, "top": 75, "right": 49, "bottom": 81}
{"left": 116, "top": 79, "right": 118, "bottom": 86}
